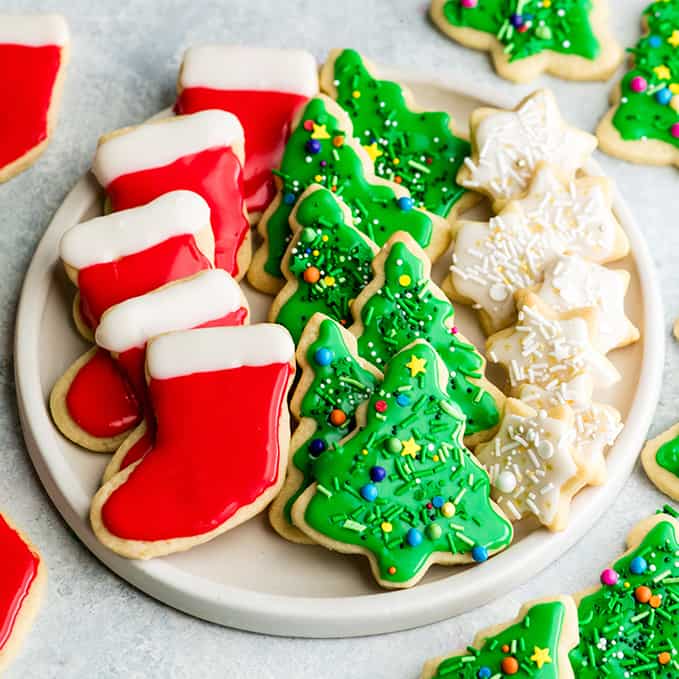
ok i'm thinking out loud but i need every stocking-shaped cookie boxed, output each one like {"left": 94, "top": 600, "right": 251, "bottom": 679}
{"left": 0, "top": 15, "right": 69, "bottom": 182}
{"left": 97, "top": 270, "right": 248, "bottom": 481}
{"left": 91, "top": 324, "right": 295, "bottom": 559}
{"left": 51, "top": 191, "right": 215, "bottom": 452}
{"left": 92, "top": 110, "right": 250, "bottom": 277}
{"left": 0, "top": 513, "right": 46, "bottom": 673}
{"left": 175, "top": 45, "right": 318, "bottom": 215}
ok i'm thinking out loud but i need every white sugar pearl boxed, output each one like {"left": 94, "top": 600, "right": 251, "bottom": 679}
{"left": 537, "top": 440, "right": 554, "bottom": 460}
{"left": 489, "top": 283, "right": 509, "bottom": 302}
{"left": 495, "top": 470, "right": 517, "bottom": 493}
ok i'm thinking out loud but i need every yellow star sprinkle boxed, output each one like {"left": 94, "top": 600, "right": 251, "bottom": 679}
{"left": 400, "top": 437, "right": 421, "bottom": 459}
{"left": 311, "top": 123, "right": 331, "bottom": 140}
{"left": 363, "top": 142, "right": 384, "bottom": 163}
{"left": 654, "top": 64, "right": 672, "bottom": 80}
{"left": 670, "top": 83, "right": 679, "bottom": 94}
{"left": 669, "top": 30, "right": 679, "bottom": 47}
{"left": 405, "top": 354, "right": 427, "bottom": 377}
{"left": 530, "top": 647, "right": 552, "bottom": 669}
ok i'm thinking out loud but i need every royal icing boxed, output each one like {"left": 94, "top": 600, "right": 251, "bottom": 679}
{"left": 254, "top": 96, "right": 436, "bottom": 283}
{"left": 92, "top": 112, "right": 248, "bottom": 276}
{"left": 176, "top": 45, "right": 318, "bottom": 214}
{"left": 461, "top": 90, "right": 597, "bottom": 205}
{"left": 352, "top": 237, "right": 501, "bottom": 437}
{"left": 570, "top": 517, "right": 679, "bottom": 677}
{"left": 0, "top": 514, "right": 40, "bottom": 655}
{"left": 451, "top": 167, "right": 626, "bottom": 333}
{"left": 611, "top": 1, "right": 679, "bottom": 149}
{"left": 100, "top": 324, "right": 294, "bottom": 541}
{"left": 0, "top": 14, "right": 69, "bottom": 177}
{"left": 326, "top": 49, "right": 470, "bottom": 217}
{"left": 487, "top": 295, "right": 621, "bottom": 406}
{"left": 428, "top": 600, "right": 571, "bottom": 679}
{"left": 657, "top": 434, "right": 679, "bottom": 479}
{"left": 475, "top": 399, "right": 578, "bottom": 526}
{"left": 298, "top": 341, "right": 512, "bottom": 585}
{"left": 440, "top": 0, "right": 600, "bottom": 62}
{"left": 273, "top": 187, "right": 377, "bottom": 342}
{"left": 535, "top": 255, "right": 636, "bottom": 354}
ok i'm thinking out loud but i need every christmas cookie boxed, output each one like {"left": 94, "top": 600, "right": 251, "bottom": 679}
{"left": 641, "top": 422, "right": 679, "bottom": 501}
{"left": 269, "top": 185, "right": 378, "bottom": 343}
{"left": 350, "top": 233, "right": 504, "bottom": 445}
{"left": 458, "top": 90, "right": 597, "bottom": 209}
{"left": 175, "top": 45, "right": 318, "bottom": 216}
{"left": 93, "top": 270, "right": 248, "bottom": 481}
{"left": 92, "top": 110, "right": 250, "bottom": 278}
{"left": 533, "top": 255, "right": 639, "bottom": 354}
{"left": 320, "top": 48, "right": 477, "bottom": 220}
{"left": 430, "top": 0, "right": 622, "bottom": 84}
{"left": 569, "top": 512, "right": 679, "bottom": 677}
{"left": 446, "top": 163, "right": 629, "bottom": 334}
{"left": 474, "top": 397, "right": 582, "bottom": 531}
{"left": 486, "top": 291, "right": 621, "bottom": 404}
{"left": 292, "top": 339, "right": 513, "bottom": 588}
{"left": 269, "top": 313, "right": 382, "bottom": 544}
{"left": 90, "top": 324, "right": 295, "bottom": 559}
{"left": 420, "top": 595, "right": 579, "bottom": 679}
{"left": 0, "top": 14, "right": 69, "bottom": 182}
{"left": 597, "top": 0, "right": 679, "bottom": 166}
{"left": 247, "top": 95, "right": 449, "bottom": 294}
{"left": 0, "top": 513, "right": 46, "bottom": 674}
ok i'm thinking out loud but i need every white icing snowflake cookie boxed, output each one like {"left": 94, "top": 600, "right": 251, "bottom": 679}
{"left": 474, "top": 398, "right": 580, "bottom": 531}
{"left": 535, "top": 255, "right": 638, "bottom": 354}
{"left": 486, "top": 292, "right": 621, "bottom": 405}
{"left": 458, "top": 90, "right": 597, "bottom": 208}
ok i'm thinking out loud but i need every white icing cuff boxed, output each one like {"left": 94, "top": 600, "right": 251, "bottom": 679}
{"left": 95, "top": 270, "right": 243, "bottom": 353}
{"left": 148, "top": 324, "right": 294, "bottom": 379}
{"left": 180, "top": 45, "right": 318, "bottom": 97}
{"left": 92, "top": 110, "right": 245, "bottom": 187}
{"left": 60, "top": 191, "right": 210, "bottom": 269}
{"left": 0, "top": 14, "right": 69, "bottom": 46}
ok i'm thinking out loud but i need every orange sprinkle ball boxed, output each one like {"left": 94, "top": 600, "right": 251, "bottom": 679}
{"left": 387, "top": 566, "right": 396, "bottom": 575}
{"left": 332, "top": 135, "right": 344, "bottom": 147}
{"left": 303, "top": 267, "right": 320, "bottom": 284}
{"left": 659, "top": 652, "right": 671, "bottom": 665}
{"left": 635, "top": 586, "right": 652, "bottom": 603}
{"left": 329, "top": 409, "right": 347, "bottom": 426}
{"left": 501, "top": 645, "right": 510, "bottom": 653}
{"left": 650, "top": 594, "right": 662, "bottom": 609}
{"left": 501, "top": 657, "right": 519, "bottom": 675}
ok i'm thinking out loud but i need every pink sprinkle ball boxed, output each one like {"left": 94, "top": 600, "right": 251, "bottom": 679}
{"left": 600, "top": 568, "right": 619, "bottom": 586}
{"left": 630, "top": 76, "right": 648, "bottom": 93}
{"left": 460, "top": 0, "right": 478, "bottom": 7}
{"left": 671, "top": 123, "right": 679, "bottom": 138}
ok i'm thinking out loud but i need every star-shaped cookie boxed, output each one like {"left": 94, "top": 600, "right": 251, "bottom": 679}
{"left": 474, "top": 398, "right": 580, "bottom": 531}
{"left": 458, "top": 90, "right": 597, "bottom": 208}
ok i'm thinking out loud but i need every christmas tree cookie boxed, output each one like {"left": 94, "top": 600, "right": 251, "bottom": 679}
{"left": 430, "top": 0, "right": 622, "bottom": 84}
{"left": 248, "top": 95, "right": 449, "bottom": 294}
{"left": 320, "top": 48, "right": 476, "bottom": 220}
{"left": 292, "top": 340, "right": 513, "bottom": 588}
{"left": 421, "top": 596, "right": 579, "bottom": 679}
{"left": 269, "top": 314, "right": 382, "bottom": 543}
{"left": 642, "top": 422, "right": 679, "bottom": 502}
{"left": 570, "top": 513, "right": 679, "bottom": 677}
{"left": 269, "top": 185, "right": 378, "bottom": 343}
{"left": 598, "top": 0, "right": 679, "bottom": 166}
{"left": 350, "top": 233, "right": 504, "bottom": 445}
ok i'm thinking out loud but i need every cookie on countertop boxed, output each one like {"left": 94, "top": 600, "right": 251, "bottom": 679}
{"left": 642, "top": 422, "right": 679, "bottom": 502}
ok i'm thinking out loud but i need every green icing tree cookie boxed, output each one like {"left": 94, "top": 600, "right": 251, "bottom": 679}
{"left": 351, "top": 234, "right": 502, "bottom": 440}
{"left": 569, "top": 515, "right": 679, "bottom": 678}
{"left": 321, "top": 48, "right": 471, "bottom": 219}
{"left": 292, "top": 339, "right": 512, "bottom": 588}
{"left": 249, "top": 95, "right": 446, "bottom": 293}
{"left": 270, "top": 186, "right": 377, "bottom": 343}
{"left": 438, "top": 0, "right": 600, "bottom": 63}
{"left": 422, "top": 598, "right": 577, "bottom": 679}
{"left": 269, "top": 314, "right": 381, "bottom": 543}
{"left": 609, "top": 0, "right": 679, "bottom": 151}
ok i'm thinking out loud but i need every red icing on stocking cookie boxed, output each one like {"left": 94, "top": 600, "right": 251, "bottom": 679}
{"left": 92, "top": 111, "right": 250, "bottom": 277}
{"left": 91, "top": 324, "right": 295, "bottom": 558}
{"left": 0, "top": 15, "right": 69, "bottom": 182}
{"left": 175, "top": 46, "right": 318, "bottom": 215}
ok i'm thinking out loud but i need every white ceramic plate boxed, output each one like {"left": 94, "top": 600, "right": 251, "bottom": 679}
{"left": 15, "top": 71, "right": 664, "bottom": 638}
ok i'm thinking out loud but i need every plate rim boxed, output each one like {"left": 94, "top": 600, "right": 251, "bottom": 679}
{"left": 14, "top": 74, "right": 665, "bottom": 638}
